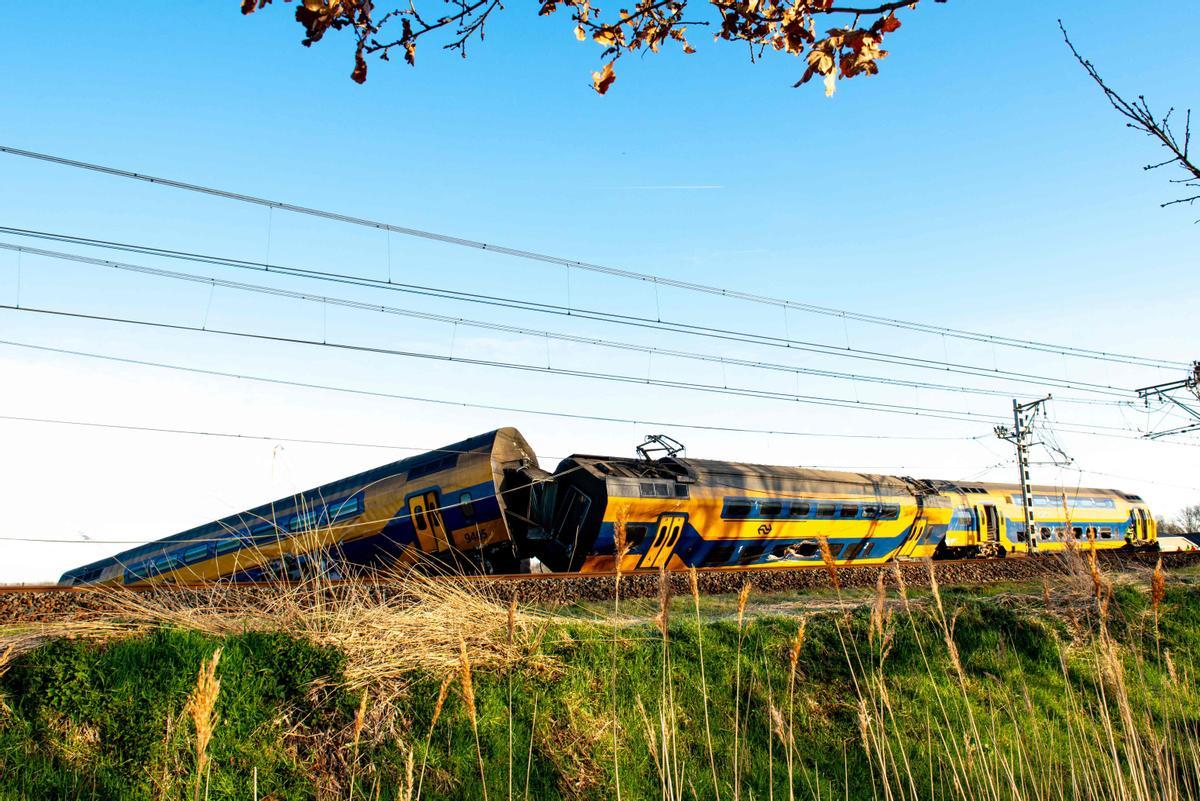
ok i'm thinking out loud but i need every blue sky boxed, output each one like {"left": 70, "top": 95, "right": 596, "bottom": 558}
{"left": 0, "top": 2, "right": 1197, "bottom": 581}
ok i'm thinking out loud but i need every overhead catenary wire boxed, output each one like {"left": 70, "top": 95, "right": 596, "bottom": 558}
{"left": 0, "top": 303, "right": 1186, "bottom": 443}
{"left": 0, "top": 240, "right": 1136, "bottom": 407}
{"left": 0, "top": 143, "right": 1186, "bottom": 370}
{"left": 0, "top": 337, "right": 986, "bottom": 441}
{"left": 0, "top": 227, "right": 1155, "bottom": 400}
{"left": 0, "top": 301, "right": 1025, "bottom": 427}
{"left": 0, "top": 412, "right": 992, "bottom": 475}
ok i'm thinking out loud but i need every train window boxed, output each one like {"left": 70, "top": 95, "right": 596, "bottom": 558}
{"left": 640, "top": 483, "right": 655, "bottom": 496}
{"left": 724, "top": 501, "right": 752, "bottom": 518}
{"left": 407, "top": 453, "right": 458, "bottom": 482}
{"left": 182, "top": 545, "right": 210, "bottom": 564}
{"left": 738, "top": 544, "right": 767, "bottom": 564}
{"left": 704, "top": 543, "right": 736, "bottom": 566}
{"left": 1072, "top": 527, "right": 1084, "bottom": 538}
{"left": 816, "top": 503, "right": 836, "bottom": 518}
{"left": 674, "top": 484, "right": 689, "bottom": 498}
{"left": 624, "top": 525, "right": 648, "bottom": 548}
{"left": 215, "top": 538, "right": 242, "bottom": 556}
{"left": 825, "top": 542, "right": 845, "bottom": 559}
{"left": 460, "top": 492, "right": 475, "bottom": 520}
{"left": 253, "top": 529, "right": 281, "bottom": 546}
{"left": 289, "top": 510, "right": 321, "bottom": 532}
{"left": 1040, "top": 526, "right": 1051, "bottom": 539}
{"left": 879, "top": 505, "right": 901, "bottom": 521}
{"left": 838, "top": 504, "right": 858, "bottom": 519}
{"left": 125, "top": 563, "right": 152, "bottom": 582}
{"left": 251, "top": 520, "right": 275, "bottom": 535}
{"left": 790, "top": 502, "right": 811, "bottom": 518}
{"left": 843, "top": 541, "right": 866, "bottom": 561}
{"left": 328, "top": 497, "right": 362, "bottom": 522}
{"left": 155, "top": 555, "right": 182, "bottom": 574}
{"left": 413, "top": 504, "right": 428, "bottom": 531}
{"left": 1099, "top": 527, "right": 1113, "bottom": 539}
{"left": 862, "top": 505, "right": 880, "bottom": 519}
{"left": 760, "top": 502, "right": 783, "bottom": 517}
{"left": 656, "top": 484, "right": 671, "bottom": 498}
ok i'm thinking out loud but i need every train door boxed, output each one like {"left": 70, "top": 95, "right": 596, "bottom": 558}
{"left": 975, "top": 504, "right": 1000, "bottom": 549}
{"left": 898, "top": 517, "right": 928, "bottom": 559}
{"left": 408, "top": 490, "right": 450, "bottom": 553}
{"left": 1132, "top": 509, "right": 1151, "bottom": 543}
{"left": 639, "top": 512, "right": 687, "bottom": 570}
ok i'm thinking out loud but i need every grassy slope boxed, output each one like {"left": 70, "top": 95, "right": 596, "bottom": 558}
{"left": 2, "top": 579, "right": 1199, "bottom": 801}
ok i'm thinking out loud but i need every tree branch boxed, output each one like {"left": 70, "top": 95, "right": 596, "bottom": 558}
{"left": 1060, "top": 20, "right": 1200, "bottom": 216}
{"left": 243, "top": 0, "right": 937, "bottom": 93}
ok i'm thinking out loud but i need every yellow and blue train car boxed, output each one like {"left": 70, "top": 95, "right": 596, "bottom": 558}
{"left": 60, "top": 427, "right": 1157, "bottom": 584}
{"left": 514, "top": 451, "right": 1156, "bottom": 572}
{"left": 521, "top": 454, "right": 951, "bottom": 572}
{"left": 59, "top": 428, "right": 539, "bottom": 586}
{"left": 937, "top": 484, "right": 1155, "bottom": 556}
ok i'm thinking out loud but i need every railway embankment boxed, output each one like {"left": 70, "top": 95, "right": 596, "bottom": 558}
{"left": 2, "top": 558, "right": 1199, "bottom": 800}
{"left": 2, "top": 549, "right": 1195, "bottom": 622}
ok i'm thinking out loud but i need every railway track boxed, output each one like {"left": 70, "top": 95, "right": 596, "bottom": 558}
{"left": 3, "top": 550, "right": 1196, "bottom": 622}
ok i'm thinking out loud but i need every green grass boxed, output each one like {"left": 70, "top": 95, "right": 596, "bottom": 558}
{"left": 2, "top": 577, "right": 1199, "bottom": 800}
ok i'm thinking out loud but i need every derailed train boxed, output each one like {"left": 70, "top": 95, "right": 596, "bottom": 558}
{"left": 59, "top": 427, "right": 1158, "bottom": 586}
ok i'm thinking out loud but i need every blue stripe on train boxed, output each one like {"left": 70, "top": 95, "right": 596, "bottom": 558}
{"left": 1005, "top": 519, "right": 1131, "bottom": 542}
{"left": 590, "top": 519, "right": 927, "bottom": 567}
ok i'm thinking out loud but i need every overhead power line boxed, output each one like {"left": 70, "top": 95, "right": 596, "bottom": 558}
{"left": 0, "top": 412, "right": 989, "bottom": 475}
{"left": 0, "top": 227, "right": 1146, "bottom": 399}
{"left": 0, "top": 414, "right": 580, "bottom": 458}
{"left": 0, "top": 143, "right": 1186, "bottom": 370}
{"left": 0, "top": 338, "right": 984, "bottom": 441}
{"left": 0, "top": 302, "right": 1023, "bottom": 426}
{"left": 0, "top": 240, "right": 1133, "bottom": 407}
{"left": 0, "top": 304, "right": 1179, "bottom": 443}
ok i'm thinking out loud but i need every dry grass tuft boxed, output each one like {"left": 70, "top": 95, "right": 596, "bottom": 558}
{"left": 459, "top": 637, "right": 489, "bottom": 801}
{"left": 43, "top": 709, "right": 101, "bottom": 766}
{"left": 1, "top": 619, "right": 152, "bottom": 657}
{"left": 653, "top": 567, "right": 672, "bottom": 639}
{"left": 0, "top": 643, "right": 14, "bottom": 718}
{"left": 869, "top": 571, "right": 887, "bottom": 644}
{"left": 819, "top": 538, "right": 840, "bottom": 590}
{"left": 612, "top": 505, "right": 632, "bottom": 574}
{"left": 1152, "top": 557, "right": 1167, "bottom": 614}
{"left": 789, "top": 617, "right": 807, "bottom": 677}
{"left": 77, "top": 570, "right": 545, "bottom": 705}
{"left": 890, "top": 560, "right": 908, "bottom": 613}
{"left": 458, "top": 638, "right": 478, "bottom": 728}
{"left": 736, "top": 581, "right": 751, "bottom": 631}
{"left": 185, "top": 648, "right": 221, "bottom": 801}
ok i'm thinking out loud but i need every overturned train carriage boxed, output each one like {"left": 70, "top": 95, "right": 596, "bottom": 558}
{"left": 60, "top": 427, "right": 1157, "bottom": 586}
{"left": 60, "top": 428, "right": 540, "bottom": 586}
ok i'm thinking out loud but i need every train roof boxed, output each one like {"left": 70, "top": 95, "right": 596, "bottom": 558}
{"left": 560, "top": 454, "right": 1142, "bottom": 501}
{"left": 60, "top": 427, "right": 531, "bottom": 582}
